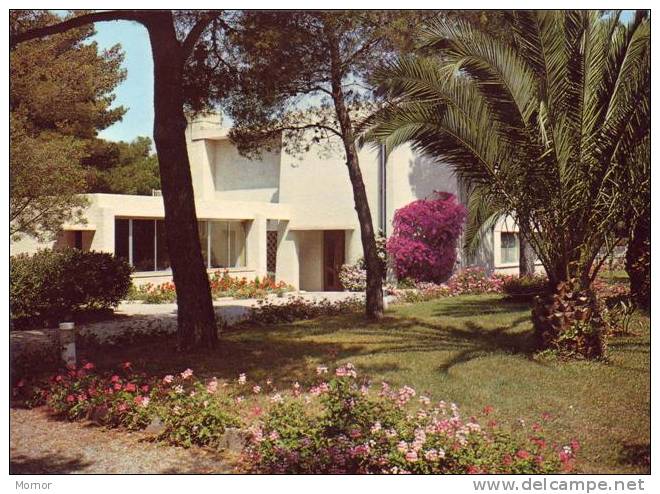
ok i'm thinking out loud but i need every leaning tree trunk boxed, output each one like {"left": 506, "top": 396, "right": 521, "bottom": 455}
{"left": 326, "top": 27, "right": 383, "bottom": 320}
{"left": 148, "top": 14, "right": 217, "bottom": 349}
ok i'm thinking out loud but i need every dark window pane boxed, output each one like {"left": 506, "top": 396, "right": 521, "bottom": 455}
{"left": 115, "top": 219, "right": 129, "bottom": 261}
{"left": 156, "top": 220, "right": 171, "bottom": 271}
{"left": 133, "top": 220, "right": 155, "bottom": 271}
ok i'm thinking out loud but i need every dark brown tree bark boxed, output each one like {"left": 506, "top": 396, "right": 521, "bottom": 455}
{"left": 326, "top": 25, "right": 384, "bottom": 320}
{"left": 146, "top": 13, "right": 217, "bottom": 349}
{"left": 11, "top": 10, "right": 218, "bottom": 349}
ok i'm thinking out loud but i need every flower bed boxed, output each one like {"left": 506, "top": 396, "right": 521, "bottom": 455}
{"left": 126, "top": 271, "right": 294, "bottom": 304}
{"left": 394, "top": 268, "right": 512, "bottom": 303}
{"left": 15, "top": 363, "right": 578, "bottom": 474}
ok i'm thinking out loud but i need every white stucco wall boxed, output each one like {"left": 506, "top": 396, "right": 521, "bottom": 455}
{"left": 212, "top": 140, "right": 281, "bottom": 203}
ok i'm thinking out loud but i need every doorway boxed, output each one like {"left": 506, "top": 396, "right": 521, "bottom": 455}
{"left": 323, "top": 230, "right": 345, "bottom": 291}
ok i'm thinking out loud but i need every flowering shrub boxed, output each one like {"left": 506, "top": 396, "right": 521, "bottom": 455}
{"left": 17, "top": 363, "right": 578, "bottom": 473}
{"left": 387, "top": 192, "right": 466, "bottom": 283}
{"left": 394, "top": 268, "right": 510, "bottom": 303}
{"left": 17, "top": 363, "right": 240, "bottom": 448}
{"left": 127, "top": 282, "right": 177, "bottom": 304}
{"left": 241, "top": 365, "right": 577, "bottom": 474}
{"left": 248, "top": 296, "right": 364, "bottom": 325}
{"left": 25, "top": 362, "right": 157, "bottom": 430}
{"left": 126, "top": 270, "right": 294, "bottom": 304}
{"left": 154, "top": 372, "right": 241, "bottom": 448}
{"left": 339, "top": 263, "right": 367, "bottom": 292}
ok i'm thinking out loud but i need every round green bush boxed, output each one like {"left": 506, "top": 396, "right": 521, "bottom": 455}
{"left": 10, "top": 249, "right": 132, "bottom": 328}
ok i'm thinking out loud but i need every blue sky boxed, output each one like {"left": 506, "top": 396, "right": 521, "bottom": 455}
{"left": 93, "top": 20, "right": 154, "bottom": 143}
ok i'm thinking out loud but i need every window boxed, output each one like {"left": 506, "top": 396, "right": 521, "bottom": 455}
{"left": 200, "top": 220, "right": 247, "bottom": 268}
{"left": 500, "top": 232, "right": 519, "bottom": 264}
{"left": 115, "top": 218, "right": 246, "bottom": 272}
{"left": 114, "top": 218, "right": 169, "bottom": 272}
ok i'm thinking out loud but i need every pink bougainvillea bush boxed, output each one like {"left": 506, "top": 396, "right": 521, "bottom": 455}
{"left": 387, "top": 192, "right": 467, "bottom": 283}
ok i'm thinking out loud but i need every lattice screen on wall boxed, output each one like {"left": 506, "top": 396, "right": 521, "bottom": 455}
{"left": 267, "top": 231, "right": 278, "bottom": 275}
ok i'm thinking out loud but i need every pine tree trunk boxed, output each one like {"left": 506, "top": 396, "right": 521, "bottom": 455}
{"left": 326, "top": 24, "right": 383, "bottom": 320}
{"left": 147, "top": 14, "right": 217, "bottom": 349}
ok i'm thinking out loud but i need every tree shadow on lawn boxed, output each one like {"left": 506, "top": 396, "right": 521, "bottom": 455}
{"left": 78, "top": 311, "right": 540, "bottom": 384}
{"left": 431, "top": 297, "right": 533, "bottom": 319}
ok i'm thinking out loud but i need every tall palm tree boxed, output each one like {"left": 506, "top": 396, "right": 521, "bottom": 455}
{"left": 369, "top": 10, "right": 650, "bottom": 292}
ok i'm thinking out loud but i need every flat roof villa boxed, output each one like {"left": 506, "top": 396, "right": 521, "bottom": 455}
{"left": 10, "top": 115, "right": 533, "bottom": 290}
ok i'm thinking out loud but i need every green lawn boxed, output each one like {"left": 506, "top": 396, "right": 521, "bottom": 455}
{"left": 83, "top": 294, "right": 650, "bottom": 474}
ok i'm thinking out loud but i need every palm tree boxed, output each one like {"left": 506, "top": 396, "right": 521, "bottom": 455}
{"left": 369, "top": 10, "right": 650, "bottom": 294}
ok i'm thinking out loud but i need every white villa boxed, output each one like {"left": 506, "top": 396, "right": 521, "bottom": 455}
{"left": 10, "top": 115, "right": 532, "bottom": 290}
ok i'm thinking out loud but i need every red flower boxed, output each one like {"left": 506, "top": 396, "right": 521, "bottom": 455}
{"left": 66, "top": 394, "right": 75, "bottom": 403}
{"left": 83, "top": 362, "right": 95, "bottom": 370}
{"left": 110, "top": 375, "right": 121, "bottom": 383}
{"left": 516, "top": 450, "right": 531, "bottom": 460}
{"left": 124, "top": 383, "right": 137, "bottom": 393}
{"left": 113, "top": 382, "right": 122, "bottom": 391}
{"left": 482, "top": 405, "right": 494, "bottom": 415}
{"left": 122, "top": 362, "right": 132, "bottom": 369}
{"left": 467, "top": 465, "right": 481, "bottom": 474}
{"left": 140, "top": 385, "right": 150, "bottom": 393}
{"left": 570, "top": 439, "right": 581, "bottom": 453}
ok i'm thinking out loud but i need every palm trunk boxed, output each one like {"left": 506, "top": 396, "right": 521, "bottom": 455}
{"left": 147, "top": 14, "right": 217, "bottom": 349}
{"left": 518, "top": 224, "right": 536, "bottom": 276}
{"left": 326, "top": 25, "right": 383, "bottom": 320}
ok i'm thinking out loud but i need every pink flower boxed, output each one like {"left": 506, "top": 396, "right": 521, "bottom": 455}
{"left": 124, "top": 383, "right": 137, "bottom": 393}
{"left": 180, "top": 368, "right": 193, "bottom": 380}
{"left": 424, "top": 449, "right": 439, "bottom": 461}
{"left": 162, "top": 375, "right": 174, "bottom": 384}
{"left": 397, "top": 441, "right": 408, "bottom": 453}
{"left": 140, "top": 385, "right": 150, "bottom": 393}
{"left": 66, "top": 394, "right": 75, "bottom": 403}
{"left": 207, "top": 378, "right": 218, "bottom": 394}
{"left": 83, "top": 362, "right": 95, "bottom": 370}
{"left": 268, "top": 431, "right": 280, "bottom": 441}
{"left": 405, "top": 450, "right": 418, "bottom": 462}
{"left": 113, "top": 382, "right": 122, "bottom": 391}
{"left": 316, "top": 365, "right": 328, "bottom": 375}
{"left": 122, "top": 362, "right": 132, "bottom": 369}
{"left": 516, "top": 450, "right": 531, "bottom": 460}
{"left": 270, "top": 393, "right": 283, "bottom": 404}
{"left": 110, "top": 375, "right": 121, "bottom": 383}
{"left": 252, "top": 385, "right": 261, "bottom": 394}
{"left": 483, "top": 405, "right": 494, "bottom": 415}
{"left": 238, "top": 373, "right": 247, "bottom": 385}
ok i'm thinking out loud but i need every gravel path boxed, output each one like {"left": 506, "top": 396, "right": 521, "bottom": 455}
{"left": 10, "top": 407, "right": 235, "bottom": 474}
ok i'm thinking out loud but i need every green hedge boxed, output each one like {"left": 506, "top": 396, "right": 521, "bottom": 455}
{"left": 10, "top": 249, "right": 132, "bottom": 329}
